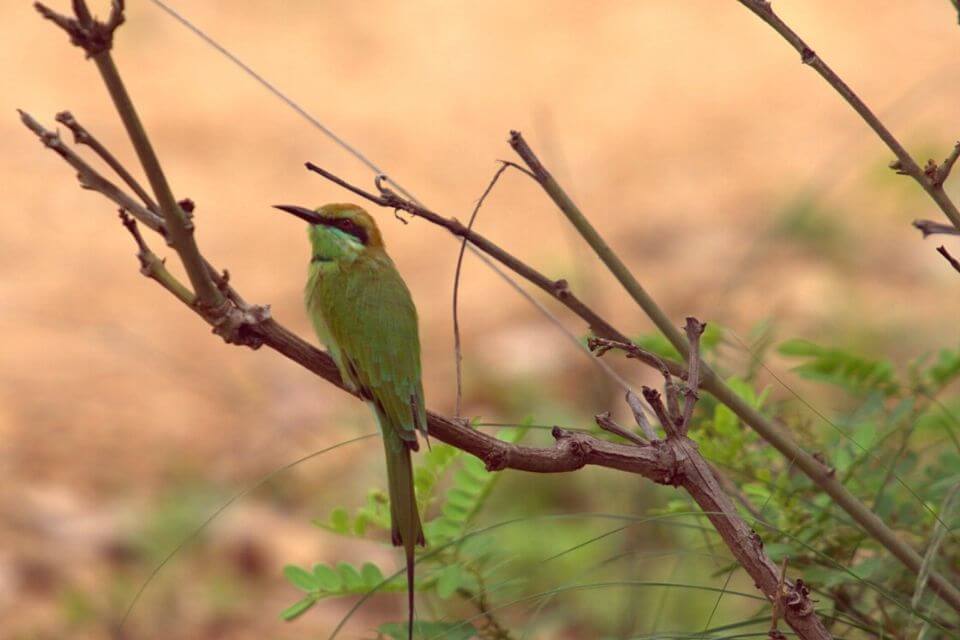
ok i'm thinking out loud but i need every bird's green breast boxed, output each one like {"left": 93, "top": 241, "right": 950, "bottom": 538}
{"left": 304, "top": 251, "right": 427, "bottom": 443}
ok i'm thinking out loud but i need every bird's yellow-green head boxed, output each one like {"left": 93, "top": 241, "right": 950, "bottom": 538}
{"left": 275, "top": 203, "right": 384, "bottom": 262}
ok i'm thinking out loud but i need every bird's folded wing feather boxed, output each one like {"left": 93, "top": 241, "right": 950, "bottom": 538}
{"left": 322, "top": 259, "right": 427, "bottom": 447}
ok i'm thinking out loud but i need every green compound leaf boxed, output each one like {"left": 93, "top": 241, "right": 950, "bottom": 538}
{"left": 283, "top": 565, "right": 319, "bottom": 592}
{"left": 280, "top": 595, "right": 316, "bottom": 621}
{"left": 778, "top": 338, "right": 899, "bottom": 396}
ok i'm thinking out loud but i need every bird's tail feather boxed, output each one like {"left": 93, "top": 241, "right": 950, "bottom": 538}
{"left": 383, "top": 430, "right": 425, "bottom": 639}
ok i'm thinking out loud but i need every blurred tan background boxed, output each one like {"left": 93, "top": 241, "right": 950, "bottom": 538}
{"left": 2, "top": 1, "right": 959, "bottom": 638}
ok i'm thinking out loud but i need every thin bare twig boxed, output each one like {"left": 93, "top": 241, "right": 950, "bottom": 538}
{"left": 594, "top": 412, "right": 648, "bottom": 446}
{"left": 770, "top": 558, "right": 790, "bottom": 636}
{"left": 936, "top": 245, "right": 960, "bottom": 274}
{"left": 55, "top": 110, "right": 159, "bottom": 212}
{"left": 735, "top": 0, "right": 960, "bottom": 232}
{"left": 19, "top": 110, "right": 165, "bottom": 231}
{"left": 588, "top": 337, "right": 673, "bottom": 380}
{"left": 453, "top": 162, "right": 516, "bottom": 417}
{"left": 626, "top": 390, "right": 658, "bottom": 440}
{"left": 36, "top": 0, "right": 223, "bottom": 309}
{"left": 21, "top": 111, "right": 241, "bottom": 297}
{"left": 680, "top": 317, "right": 705, "bottom": 436}
{"left": 642, "top": 386, "right": 678, "bottom": 438}
{"left": 117, "top": 210, "right": 194, "bottom": 306}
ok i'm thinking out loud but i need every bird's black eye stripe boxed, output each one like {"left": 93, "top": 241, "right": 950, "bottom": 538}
{"left": 322, "top": 218, "right": 368, "bottom": 245}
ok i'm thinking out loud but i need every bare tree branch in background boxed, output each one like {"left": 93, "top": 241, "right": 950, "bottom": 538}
{"left": 736, "top": 0, "right": 960, "bottom": 234}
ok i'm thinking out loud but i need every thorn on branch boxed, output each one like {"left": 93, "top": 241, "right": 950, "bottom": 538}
{"left": 35, "top": 0, "right": 125, "bottom": 57}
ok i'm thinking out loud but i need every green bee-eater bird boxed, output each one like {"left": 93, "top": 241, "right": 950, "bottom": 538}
{"left": 276, "top": 202, "right": 426, "bottom": 636}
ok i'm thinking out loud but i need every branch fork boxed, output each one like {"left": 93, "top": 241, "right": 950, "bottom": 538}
{"left": 34, "top": 0, "right": 124, "bottom": 57}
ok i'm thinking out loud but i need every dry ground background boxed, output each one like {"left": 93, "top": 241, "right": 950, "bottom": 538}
{"left": 2, "top": 1, "right": 959, "bottom": 638}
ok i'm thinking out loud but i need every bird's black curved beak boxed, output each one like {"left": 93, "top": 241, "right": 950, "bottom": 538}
{"left": 274, "top": 204, "right": 323, "bottom": 224}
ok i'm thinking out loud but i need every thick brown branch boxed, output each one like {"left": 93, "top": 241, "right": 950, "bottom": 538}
{"left": 246, "top": 319, "right": 673, "bottom": 477}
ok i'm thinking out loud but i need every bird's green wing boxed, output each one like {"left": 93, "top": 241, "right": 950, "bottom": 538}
{"left": 320, "top": 256, "right": 427, "bottom": 448}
